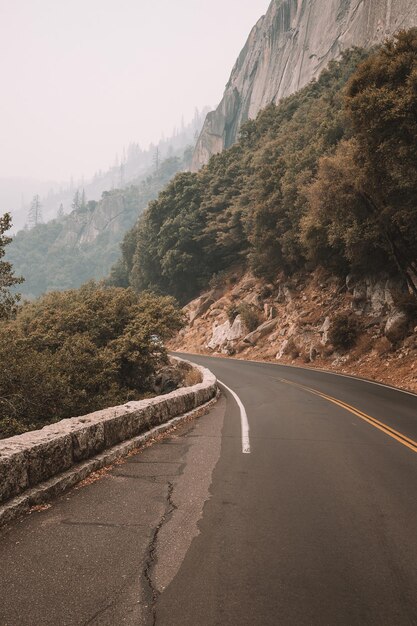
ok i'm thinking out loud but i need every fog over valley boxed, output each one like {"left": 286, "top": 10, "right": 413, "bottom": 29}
{"left": 0, "top": 0, "right": 270, "bottom": 229}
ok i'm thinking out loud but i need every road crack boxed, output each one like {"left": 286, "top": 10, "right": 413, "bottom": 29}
{"left": 143, "top": 481, "right": 177, "bottom": 626}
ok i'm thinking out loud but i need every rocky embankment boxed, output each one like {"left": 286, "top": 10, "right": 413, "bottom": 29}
{"left": 170, "top": 269, "right": 417, "bottom": 393}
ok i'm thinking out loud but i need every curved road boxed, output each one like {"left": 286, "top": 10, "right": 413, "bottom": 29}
{"left": 1, "top": 355, "right": 417, "bottom": 625}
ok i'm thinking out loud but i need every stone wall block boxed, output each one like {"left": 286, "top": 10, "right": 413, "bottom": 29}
{"left": 152, "top": 400, "right": 170, "bottom": 425}
{"left": 0, "top": 445, "right": 29, "bottom": 503}
{"left": 103, "top": 411, "right": 136, "bottom": 448}
{"left": 128, "top": 409, "right": 149, "bottom": 438}
{"left": 24, "top": 431, "right": 73, "bottom": 487}
{"left": 70, "top": 421, "right": 106, "bottom": 462}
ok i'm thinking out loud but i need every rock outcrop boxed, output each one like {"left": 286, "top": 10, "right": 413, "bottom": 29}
{"left": 53, "top": 192, "right": 133, "bottom": 248}
{"left": 169, "top": 268, "right": 417, "bottom": 392}
{"left": 192, "top": 0, "right": 417, "bottom": 170}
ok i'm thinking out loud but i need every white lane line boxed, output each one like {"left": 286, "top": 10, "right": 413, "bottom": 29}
{"left": 218, "top": 380, "right": 251, "bottom": 454}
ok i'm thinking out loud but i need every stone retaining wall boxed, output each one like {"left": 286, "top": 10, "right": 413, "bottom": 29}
{"left": 0, "top": 359, "right": 217, "bottom": 507}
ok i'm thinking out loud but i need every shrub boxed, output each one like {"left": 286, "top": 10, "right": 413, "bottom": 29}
{"left": 284, "top": 337, "right": 300, "bottom": 359}
{"left": 329, "top": 313, "right": 361, "bottom": 350}
{"left": 237, "top": 303, "right": 261, "bottom": 332}
{"left": 352, "top": 333, "right": 374, "bottom": 358}
{"left": 0, "top": 284, "right": 184, "bottom": 438}
{"left": 260, "top": 285, "right": 273, "bottom": 299}
{"left": 374, "top": 336, "right": 392, "bottom": 356}
{"left": 226, "top": 302, "right": 261, "bottom": 330}
{"left": 392, "top": 291, "right": 417, "bottom": 320}
{"left": 227, "top": 304, "right": 239, "bottom": 324}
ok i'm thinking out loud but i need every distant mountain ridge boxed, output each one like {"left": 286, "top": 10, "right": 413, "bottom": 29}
{"left": 7, "top": 153, "right": 189, "bottom": 298}
{"left": 4, "top": 108, "right": 209, "bottom": 233}
{"left": 192, "top": 0, "right": 417, "bottom": 169}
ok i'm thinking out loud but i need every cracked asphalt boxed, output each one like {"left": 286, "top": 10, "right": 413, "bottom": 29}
{"left": 1, "top": 355, "right": 417, "bottom": 625}
{"left": 0, "top": 398, "right": 225, "bottom": 626}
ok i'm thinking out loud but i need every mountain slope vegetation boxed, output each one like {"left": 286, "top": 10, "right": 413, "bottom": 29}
{"left": 7, "top": 154, "right": 188, "bottom": 297}
{"left": 115, "top": 31, "right": 417, "bottom": 305}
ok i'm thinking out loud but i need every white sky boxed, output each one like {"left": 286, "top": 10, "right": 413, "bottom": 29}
{"left": 0, "top": 0, "right": 270, "bottom": 182}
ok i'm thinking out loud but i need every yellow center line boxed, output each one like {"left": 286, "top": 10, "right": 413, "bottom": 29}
{"left": 276, "top": 377, "right": 417, "bottom": 454}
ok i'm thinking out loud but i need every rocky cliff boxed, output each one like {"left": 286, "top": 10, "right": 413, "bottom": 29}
{"left": 192, "top": 0, "right": 417, "bottom": 169}
{"left": 53, "top": 191, "right": 135, "bottom": 249}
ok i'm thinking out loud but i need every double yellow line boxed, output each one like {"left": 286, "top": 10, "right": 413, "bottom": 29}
{"left": 277, "top": 377, "right": 417, "bottom": 454}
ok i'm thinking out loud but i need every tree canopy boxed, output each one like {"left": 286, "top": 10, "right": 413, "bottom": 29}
{"left": 114, "top": 47, "right": 370, "bottom": 302}
{"left": 304, "top": 29, "right": 417, "bottom": 294}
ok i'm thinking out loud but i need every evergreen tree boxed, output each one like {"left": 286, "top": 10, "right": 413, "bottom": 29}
{"left": 81, "top": 189, "right": 87, "bottom": 210}
{"left": 72, "top": 190, "right": 81, "bottom": 211}
{"left": 153, "top": 147, "right": 160, "bottom": 172}
{"left": 0, "top": 213, "right": 23, "bottom": 319}
{"left": 28, "top": 195, "right": 42, "bottom": 228}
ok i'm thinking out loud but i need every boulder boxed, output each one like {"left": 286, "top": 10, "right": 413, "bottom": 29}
{"left": 276, "top": 340, "right": 289, "bottom": 360}
{"left": 243, "top": 319, "right": 277, "bottom": 345}
{"left": 207, "top": 322, "right": 230, "bottom": 350}
{"left": 243, "top": 291, "right": 263, "bottom": 309}
{"left": 152, "top": 365, "right": 184, "bottom": 395}
{"left": 264, "top": 303, "right": 277, "bottom": 320}
{"left": 188, "top": 295, "right": 215, "bottom": 326}
{"left": 228, "top": 315, "right": 246, "bottom": 341}
{"left": 275, "top": 284, "right": 295, "bottom": 304}
{"left": 384, "top": 311, "right": 410, "bottom": 343}
{"left": 319, "top": 317, "right": 331, "bottom": 345}
{"left": 348, "top": 275, "right": 407, "bottom": 316}
{"left": 207, "top": 315, "right": 246, "bottom": 350}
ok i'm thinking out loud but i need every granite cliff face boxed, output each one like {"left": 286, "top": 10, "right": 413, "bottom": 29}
{"left": 192, "top": 0, "right": 417, "bottom": 170}
{"left": 53, "top": 192, "right": 134, "bottom": 249}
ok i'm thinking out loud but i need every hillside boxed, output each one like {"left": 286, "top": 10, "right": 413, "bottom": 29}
{"left": 115, "top": 31, "right": 417, "bottom": 390}
{"left": 193, "top": 0, "right": 417, "bottom": 169}
{"left": 169, "top": 268, "right": 417, "bottom": 394}
{"left": 7, "top": 154, "right": 187, "bottom": 297}
{"left": 113, "top": 47, "right": 368, "bottom": 301}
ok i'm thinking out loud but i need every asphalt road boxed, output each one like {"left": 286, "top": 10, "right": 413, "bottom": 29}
{"left": 1, "top": 355, "right": 417, "bottom": 625}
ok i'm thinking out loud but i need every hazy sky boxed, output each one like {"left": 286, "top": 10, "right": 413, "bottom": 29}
{"left": 0, "top": 0, "right": 270, "bottom": 182}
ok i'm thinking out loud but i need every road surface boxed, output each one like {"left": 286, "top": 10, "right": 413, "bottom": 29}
{"left": 0, "top": 355, "right": 416, "bottom": 625}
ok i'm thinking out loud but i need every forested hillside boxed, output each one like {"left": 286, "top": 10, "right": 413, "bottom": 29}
{"left": 7, "top": 153, "right": 188, "bottom": 297}
{"left": 114, "top": 32, "right": 417, "bottom": 305}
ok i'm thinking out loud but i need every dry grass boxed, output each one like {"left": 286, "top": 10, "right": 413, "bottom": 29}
{"left": 29, "top": 504, "right": 52, "bottom": 514}
{"left": 183, "top": 367, "right": 203, "bottom": 386}
{"left": 299, "top": 308, "right": 327, "bottom": 325}
{"left": 351, "top": 333, "right": 375, "bottom": 359}
{"left": 373, "top": 336, "right": 393, "bottom": 356}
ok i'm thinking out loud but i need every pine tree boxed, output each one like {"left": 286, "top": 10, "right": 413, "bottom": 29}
{"left": 72, "top": 190, "right": 81, "bottom": 211}
{"left": 153, "top": 147, "right": 160, "bottom": 172}
{"left": 28, "top": 195, "right": 42, "bottom": 228}
{"left": 0, "top": 213, "right": 23, "bottom": 319}
{"left": 57, "top": 203, "right": 64, "bottom": 219}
